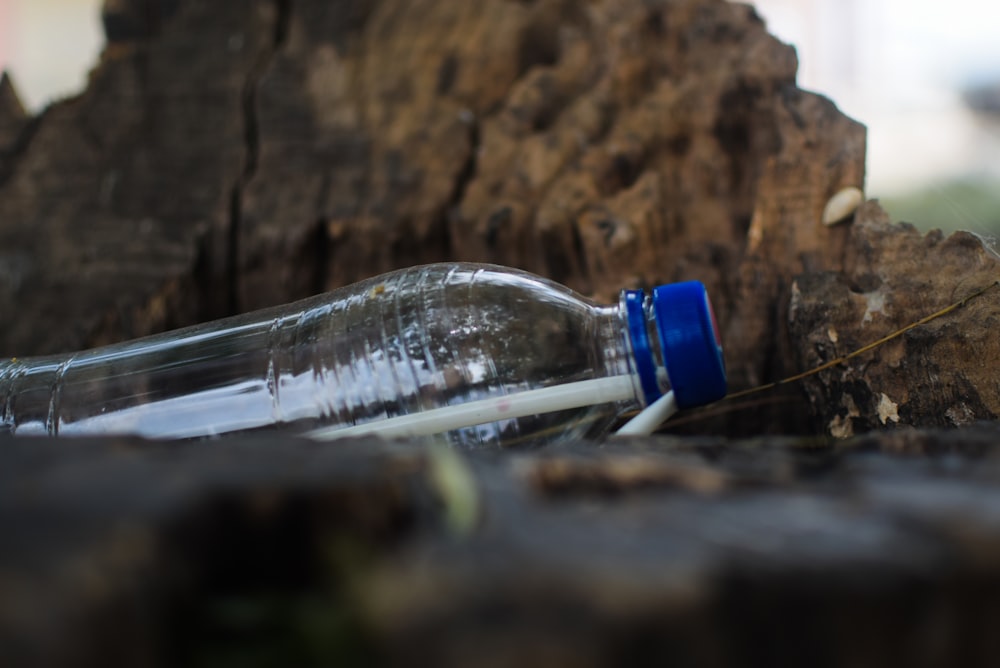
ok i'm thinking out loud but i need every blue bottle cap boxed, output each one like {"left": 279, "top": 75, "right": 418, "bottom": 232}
{"left": 653, "top": 281, "right": 727, "bottom": 409}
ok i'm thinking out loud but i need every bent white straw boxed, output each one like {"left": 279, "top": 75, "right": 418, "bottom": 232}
{"left": 306, "top": 375, "right": 637, "bottom": 441}
{"left": 614, "top": 390, "right": 677, "bottom": 436}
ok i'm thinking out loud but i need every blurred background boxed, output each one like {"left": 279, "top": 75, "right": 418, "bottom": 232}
{"left": 754, "top": 0, "right": 1000, "bottom": 244}
{"left": 1, "top": 0, "right": 998, "bottom": 240}
{"left": 0, "top": 0, "right": 103, "bottom": 109}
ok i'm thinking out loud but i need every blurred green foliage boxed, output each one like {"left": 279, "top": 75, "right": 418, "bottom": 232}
{"left": 880, "top": 177, "right": 1000, "bottom": 242}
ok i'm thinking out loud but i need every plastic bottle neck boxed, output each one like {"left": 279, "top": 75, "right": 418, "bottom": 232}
{"left": 620, "top": 290, "right": 668, "bottom": 407}
{"left": 0, "top": 360, "right": 10, "bottom": 434}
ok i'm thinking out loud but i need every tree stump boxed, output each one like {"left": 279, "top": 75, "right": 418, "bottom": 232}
{"left": 1, "top": 0, "right": 999, "bottom": 665}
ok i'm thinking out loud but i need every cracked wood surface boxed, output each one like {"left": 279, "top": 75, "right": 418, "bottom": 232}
{"left": 788, "top": 202, "right": 1000, "bottom": 434}
{"left": 0, "top": 1, "right": 994, "bottom": 433}
{"left": 0, "top": 0, "right": 866, "bottom": 436}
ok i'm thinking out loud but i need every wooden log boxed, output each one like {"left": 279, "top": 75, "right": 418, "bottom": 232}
{"left": 0, "top": 0, "right": 274, "bottom": 355}
{"left": 0, "top": 0, "right": 864, "bottom": 418}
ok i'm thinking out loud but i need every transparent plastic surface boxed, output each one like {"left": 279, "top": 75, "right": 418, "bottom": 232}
{"left": 0, "top": 264, "right": 642, "bottom": 447}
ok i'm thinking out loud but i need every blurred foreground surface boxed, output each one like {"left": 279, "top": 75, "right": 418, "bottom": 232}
{"left": 6, "top": 426, "right": 1000, "bottom": 666}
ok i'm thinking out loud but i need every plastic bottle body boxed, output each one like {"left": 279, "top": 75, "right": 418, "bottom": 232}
{"left": 0, "top": 264, "right": 642, "bottom": 447}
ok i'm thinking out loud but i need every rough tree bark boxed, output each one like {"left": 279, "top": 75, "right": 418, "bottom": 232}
{"left": 790, "top": 203, "right": 1000, "bottom": 435}
{"left": 1, "top": 0, "right": 1000, "bottom": 665}
{"left": 0, "top": 0, "right": 868, "bottom": 414}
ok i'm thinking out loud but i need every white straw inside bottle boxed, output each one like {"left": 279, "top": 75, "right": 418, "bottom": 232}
{"left": 305, "top": 375, "right": 637, "bottom": 441}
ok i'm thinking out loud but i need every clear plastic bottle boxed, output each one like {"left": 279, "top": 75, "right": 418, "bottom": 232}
{"left": 0, "top": 263, "right": 726, "bottom": 447}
